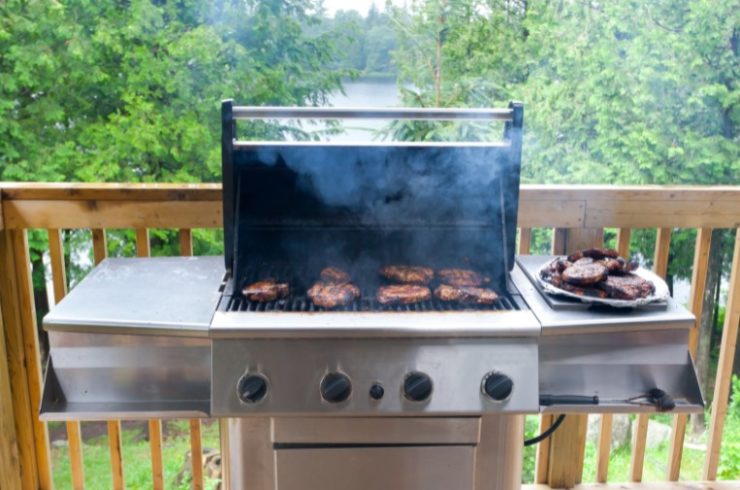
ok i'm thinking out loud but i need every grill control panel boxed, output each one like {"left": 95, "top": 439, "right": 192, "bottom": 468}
{"left": 212, "top": 338, "right": 538, "bottom": 415}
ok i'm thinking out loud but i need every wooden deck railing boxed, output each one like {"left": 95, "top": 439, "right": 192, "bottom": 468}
{"left": 0, "top": 183, "right": 738, "bottom": 490}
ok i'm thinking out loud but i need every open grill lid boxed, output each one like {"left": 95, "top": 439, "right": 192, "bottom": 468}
{"left": 221, "top": 101, "right": 523, "bottom": 295}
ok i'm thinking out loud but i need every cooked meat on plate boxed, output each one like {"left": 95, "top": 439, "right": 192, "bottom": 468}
{"left": 436, "top": 268, "right": 491, "bottom": 287}
{"left": 597, "top": 274, "right": 655, "bottom": 300}
{"left": 434, "top": 284, "right": 498, "bottom": 305}
{"left": 377, "top": 285, "right": 432, "bottom": 305}
{"left": 242, "top": 279, "right": 290, "bottom": 302}
{"left": 379, "top": 265, "right": 434, "bottom": 285}
{"left": 561, "top": 262, "right": 608, "bottom": 286}
{"left": 541, "top": 247, "right": 656, "bottom": 302}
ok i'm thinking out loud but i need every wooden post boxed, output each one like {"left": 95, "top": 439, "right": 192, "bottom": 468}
{"left": 0, "top": 229, "right": 53, "bottom": 489}
{"left": 534, "top": 414, "right": 553, "bottom": 484}
{"left": 48, "top": 229, "right": 86, "bottom": 489}
{"left": 632, "top": 227, "right": 672, "bottom": 482}
{"left": 703, "top": 228, "right": 740, "bottom": 479}
{"left": 518, "top": 228, "right": 532, "bottom": 255}
{"left": 547, "top": 414, "right": 588, "bottom": 488}
{"left": 0, "top": 304, "right": 23, "bottom": 489}
{"left": 667, "top": 228, "right": 712, "bottom": 480}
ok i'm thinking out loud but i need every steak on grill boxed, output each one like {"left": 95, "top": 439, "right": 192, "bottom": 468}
{"left": 308, "top": 282, "right": 361, "bottom": 309}
{"left": 561, "top": 263, "right": 608, "bottom": 286}
{"left": 597, "top": 274, "right": 655, "bottom": 300}
{"left": 379, "top": 265, "right": 434, "bottom": 285}
{"left": 242, "top": 279, "right": 290, "bottom": 302}
{"left": 436, "top": 268, "right": 491, "bottom": 287}
{"left": 377, "top": 285, "right": 432, "bottom": 305}
{"left": 320, "top": 267, "right": 351, "bottom": 285}
{"left": 434, "top": 284, "right": 499, "bottom": 305}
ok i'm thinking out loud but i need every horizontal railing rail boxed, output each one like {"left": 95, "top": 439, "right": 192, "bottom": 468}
{"left": 0, "top": 183, "right": 738, "bottom": 490}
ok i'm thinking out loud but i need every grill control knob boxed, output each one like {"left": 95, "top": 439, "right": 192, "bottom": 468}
{"left": 321, "top": 373, "right": 352, "bottom": 403}
{"left": 403, "top": 372, "right": 433, "bottom": 402}
{"left": 237, "top": 374, "right": 268, "bottom": 404}
{"left": 483, "top": 372, "right": 513, "bottom": 401}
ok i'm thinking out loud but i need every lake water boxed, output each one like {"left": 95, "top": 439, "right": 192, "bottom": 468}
{"left": 325, "top": 78, "right": 400, "bottom": 141}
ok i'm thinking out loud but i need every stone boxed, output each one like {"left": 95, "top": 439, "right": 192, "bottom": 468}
{"left": 587, "top": 414, "right": 632, "bottom": 450}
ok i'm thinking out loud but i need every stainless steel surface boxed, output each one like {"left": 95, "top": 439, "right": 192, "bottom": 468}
{"left": 227, "top": 415, "right": 523, "bottom": 490}
{"left": 212, "top": 338, "right": 538, "bottom": 416}
{"left": 513, "top": 256, "right": 694, "bottom": 334}
{"left": 43, "top": 256, "right": 224, "bottom": 337}
{"left": 210, "top": 310, "right": 540, "bottom": 339}
{"left": 40, "top": 331, "right": 210, "bottom": 421}
{"left": 275, "top": 446, "right": 475, "bottom": 490}
{"left": 272, "top": 417, "right": 480, "bottom": 444}
{"left": 231, "top": 106, "right": 514, "bottom": 121}
{"left": 538, "top": 328, "right": 703, "bottom": 414}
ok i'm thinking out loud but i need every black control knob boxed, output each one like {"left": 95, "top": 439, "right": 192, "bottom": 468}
{"left": 369, "top": 383, "right": 385, "bottom": 400}
{"left": 403, "top": 372, "right": 433, "bottom": 402}
{"left": 483, "top": 372, "right": 513, "bottom": 401}
{"left": 237, "top": 374, "right": 268, "bottom": 404}
{"left": 321, "top": 373, "right": 352, "bottom": 403}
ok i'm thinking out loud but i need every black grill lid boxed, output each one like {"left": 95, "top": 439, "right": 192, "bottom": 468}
{"left": 221, "top": 101, "right": 523, "bottom": 292}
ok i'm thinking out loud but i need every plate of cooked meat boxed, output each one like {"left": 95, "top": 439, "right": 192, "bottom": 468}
{"left": 537, "top": 248, "right": 669, "bottom": 308}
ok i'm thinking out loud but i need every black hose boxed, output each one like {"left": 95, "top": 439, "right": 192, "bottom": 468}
{"left": 524, "top": 414, "right": 566, "bottom": 447}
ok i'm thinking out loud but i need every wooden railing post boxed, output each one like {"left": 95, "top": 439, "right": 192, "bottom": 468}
{"left": 667, "top": 227, "right": 712, "bottom": 480}
{"left": 0, "top": 193, "right": 22, "bottom": 489}
{"left": 704, "top": 228, "right": 740, "bottom": 479}
{"left": 631, "top": 227, "right": 672, "bottom": 482}
{"left": 0, "top": 229, "right": 52, "bottom": 489}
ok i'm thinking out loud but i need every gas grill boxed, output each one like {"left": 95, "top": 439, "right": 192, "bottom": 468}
{"left": 41, "top": 102, "right": 703, "bottom": 490}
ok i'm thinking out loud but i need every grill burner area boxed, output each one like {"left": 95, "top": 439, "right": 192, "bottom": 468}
{"left": 224, "top": 293, "right": 520, "bottom": 313}
{"left": 221, "top": 264, "right": 522, "bottom": 313}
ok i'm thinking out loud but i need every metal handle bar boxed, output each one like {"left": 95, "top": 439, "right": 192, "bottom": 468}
{"left": 231, "top": 106, "right": 513, "bottom": 121}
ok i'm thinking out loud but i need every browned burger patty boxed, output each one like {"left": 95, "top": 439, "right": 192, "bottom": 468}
{"left": 597, "top": 274, "right": 655, "bottom": 300}
{"left": 379, "top": 265, "right": 434, "bottom": 285}
{"left": 308, "top": 282, "right": 361, "bottom": 309}
{"left": 242, "top": 279, "right": 290, "bottom": 302}
{"left": 561, "top": 263, "right": 608, "bottom": 286}
{"left": 377, "top": 285, "right": 432, "bottom": 305}
{"left": 568, "top": 248, "right": 620, "bottom": 262}
{"left": 320, "top": 267, "right": 351, "bottom": 285}
{"left": 434, "top": 284, "right": 499, "bottom": 305}
{"left": 436, "top": 268, "right": 491, "bottom": 287}
{"left": 559, "top": 282, "right": 609, "bottom": 298}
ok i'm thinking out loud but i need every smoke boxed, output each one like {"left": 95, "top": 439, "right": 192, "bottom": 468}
{"left": 233, "top": 141, "right": 520, "bottom": 292}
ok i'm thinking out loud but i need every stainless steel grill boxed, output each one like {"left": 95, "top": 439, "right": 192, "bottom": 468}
{"left": 40, "top": 102, "right": 704, "bottom": 490}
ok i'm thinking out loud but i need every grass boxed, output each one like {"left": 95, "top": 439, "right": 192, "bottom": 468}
{"left": 50, "top": 420, "right": 221, "bottom": 490}
{"left": 50, "top": 410, "right": 738, "bottom": 488}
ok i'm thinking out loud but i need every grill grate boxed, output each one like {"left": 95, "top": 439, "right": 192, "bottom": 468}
{"left": 225, "top": 264, "right": 521, "bottom": 313}
{"left": 225, "top": 293, "right": 520, "bottom": 313}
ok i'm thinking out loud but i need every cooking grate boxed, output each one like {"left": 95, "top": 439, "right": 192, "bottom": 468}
{"left": 224, "top": 294, "right": 519, "bottom": 313}
{"left": 223, "top": 264, "right": 521, "bottom": 313}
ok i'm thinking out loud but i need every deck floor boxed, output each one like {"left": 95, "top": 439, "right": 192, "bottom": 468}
{"left": 524, "top": 482, "right": 740, "bottom": 490}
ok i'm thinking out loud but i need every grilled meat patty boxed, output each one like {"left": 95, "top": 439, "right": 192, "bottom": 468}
{"left": 379, "top": 265, "right": 434, "bottom": 285}
{"left": 434, "top": 284, "right": 499, "bottom": 305}
{"left": 597, "top": 274, "right": 655, "bottom": 300}
{"left": 377, "top": 285, "right": 431, "bottom": 305}
{"left": 242, "top": 279, "right": 290, "bottom": 302}
{"left": 436, "top": 268, "right": 491, "bottom": 287}
{"left": 320, "top": 267, "right": 351, "bottom": 285}
{"left": 308, "top": 282, "right": 361, "bottom": 309}
{"left": 559, "top": 282, "right": 608, "bottom": 298}
{"left": 561, "top": 263, "right": 608, "bottom": 286}
{"left": 568, "top": 248, "right": 620, "bottom": 262}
